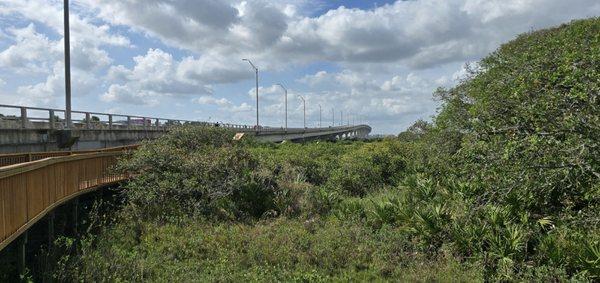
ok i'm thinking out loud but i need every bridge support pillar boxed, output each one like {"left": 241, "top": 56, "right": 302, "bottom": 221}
{"left": 17, "top": 231, "right": 28, "bottom": 278}
{"left": 20, "top": 107, "right": 28, "bottom": 129}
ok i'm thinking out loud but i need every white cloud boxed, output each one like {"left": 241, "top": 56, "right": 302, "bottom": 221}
{"left": 194, "top": 96, "right": 233, "bottom": 107}
{"left": 298, "top": 70, "right": 329, "bottom": 86}
{"left": 247, "top": 85, "right": 285, "bottom": 102}
{"left": 176, "top": 54, "right": 252, "bottom": 84}
{"left": 0, "top": 23, "right": 112, "bottom": 106}
{"left": 298, "top": 70, "right": 379, "bottom": 92}
{"left": 0, "top": 24, "right": 60, "bottom": 74}
{"left": 279, "top": 0, "right": 600, "bottom": 68}
{"left": 15, "top": 62, "right": 98, "bottom": 106}
{"left": 194, "top": 95, "right": 252, "bottom": 114}
{"left": 0, "top": 0, "right": 130, "bottom": 47}
{"left": 102, "top": 49, "right": 212, "bottom": 105}
{"left": 70, "top": 40, "right": 112, "bottom": 71}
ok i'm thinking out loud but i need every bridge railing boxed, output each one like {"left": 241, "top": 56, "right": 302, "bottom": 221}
{"left": 0, "top": 148, "right": 133, "bottom": 251}
{"left": 0, "top": 104, "right": 254, "bottom": 131}
{"left": 0, "top": 145, "right": 139, "bottom": 168}
{"left": 0, "top": 104, "right": 365, "bottom": 133}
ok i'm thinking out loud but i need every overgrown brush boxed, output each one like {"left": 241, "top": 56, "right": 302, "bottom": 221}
{"left": 59, "top": 18, "right": 600, "bottom": 282}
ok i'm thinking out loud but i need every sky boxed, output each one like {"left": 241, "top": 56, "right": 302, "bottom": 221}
{"left": 0, "top": 0, "right": 599, "bottom": 134}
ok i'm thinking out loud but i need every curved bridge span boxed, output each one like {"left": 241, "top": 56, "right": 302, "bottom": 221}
{"left": 0, "top": 104, "right": 371, "bottom": 153}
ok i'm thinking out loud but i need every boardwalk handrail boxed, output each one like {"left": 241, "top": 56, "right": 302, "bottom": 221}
{"left": 0, "top": 145, "right": 139, "bottom": 168}
{"left": 0, "top": 148, "right": 132, "bottom": 251}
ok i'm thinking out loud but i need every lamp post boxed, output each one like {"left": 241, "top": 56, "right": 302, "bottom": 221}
{"left": 318, "top": 104, "right": 322, "bottom": 128}
{"left": 332, "top": 108, "right": 335, "bottom": 126}
{"left": 64, "top": 0, "right": 72, "bottom": 128}
{"left": 242, "top": 59, "right": 259, "bottom": 129}
{"left": 298, "top": 95, "right": 306, "bottom": 129}
{"left": 340, "top": 110, "right": 343, "bottom": 126}
{"left": 276, "top": 84, "right": 288, "bottom": 131}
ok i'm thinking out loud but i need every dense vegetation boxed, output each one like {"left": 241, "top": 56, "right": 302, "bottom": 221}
{"left": 56, "top": 18, "right": 599, "bottom": 281}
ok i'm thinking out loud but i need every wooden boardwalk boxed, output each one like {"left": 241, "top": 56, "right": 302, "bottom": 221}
{"left": 0, "top": 146, "right": 135, "bottom": 251}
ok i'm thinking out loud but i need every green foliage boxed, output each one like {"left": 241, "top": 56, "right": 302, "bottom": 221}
{"left": 64, "top": 217, "right": 483, "bottom": 282}
{"left": 328, "top": 140, "right": 408, "bottom": 196}
{"left": 434, "top": 18, "right": 600, "bottom": 214}
{"left": 58, "top": 18, "right": 600, "bottom": 282}
{"left": 117, "top": 125, "right": 279, "bottom": 221}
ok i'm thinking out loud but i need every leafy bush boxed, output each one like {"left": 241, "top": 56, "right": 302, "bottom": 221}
{"left": 433, "top": 18, "right": 600, "bottom": 214}
{"left": 328, "top": 140, "right": 407, "bottom": 196}
{"left": 117, "top": 125, "right": 279, "bottom": 221}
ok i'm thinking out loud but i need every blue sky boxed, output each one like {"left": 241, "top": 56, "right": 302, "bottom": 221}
{"left": 1, "top": 0, "right": 599, "bottom": 134}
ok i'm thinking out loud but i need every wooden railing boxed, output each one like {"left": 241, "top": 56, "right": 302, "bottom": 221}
{"left": 0, "top": 145, "right": 139, "bottom": 167}
{"left": 0, "top": 148, "right": 133, "bottom": 251}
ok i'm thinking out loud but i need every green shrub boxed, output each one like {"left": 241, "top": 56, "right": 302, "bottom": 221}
{"left": 117, "top": 125, "right": 279, "bottom": 221}
{"left": 432, "top": 18, "right": 600, "bottom": 214}
{"left": 328, "top": 140, "right": 407, "bottom": 196}
{"left": 302, "top": 186, "right": 341, "bottom": 217}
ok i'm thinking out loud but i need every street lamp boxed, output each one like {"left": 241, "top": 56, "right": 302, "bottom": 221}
{"left": 318, "top": 104, "right": 322, "bottom": 128}
{"left": 64, "top": 0, "right": 72, "bottom": 128}
{"left": 332, "top": 108, "right": 335, "bottom": 126}
{"left": 298, "top": 95, "right": 306, "bottom": 129}
{"left": 276, "top": 83, "right": 288, "bottom": 131}
{"left": 340, "top": 110, "right": 343, "bottom": 126}
{"left": 242, "top": 59, "right": 259, "bottom": 128}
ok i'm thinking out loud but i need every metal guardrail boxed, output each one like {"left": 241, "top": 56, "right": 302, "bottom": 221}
{"left": 0, "top": 104, "right": 253, "bottom": 130}
{"left": 0, "top": 104, "right": 363, "bottom": 132}
{"left": 0, "top": 147, "right": 134, "bottom": 251}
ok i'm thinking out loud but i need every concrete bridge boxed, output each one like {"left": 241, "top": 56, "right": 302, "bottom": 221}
{"left": 0, "top": 104, "right": 371, "bottom": 153}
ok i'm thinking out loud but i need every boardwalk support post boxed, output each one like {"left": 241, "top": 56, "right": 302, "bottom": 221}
{"left": 47, "top": 211, "right": 55, "bottom": 252}
{"left": 71, "top": 198, "right": 79, "bottom": 236}
{"left": 17, "top": 231, "right": 28, "bottom": 278}
{"left": 45, "top": 211, "right": 55, "bottom": 282}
